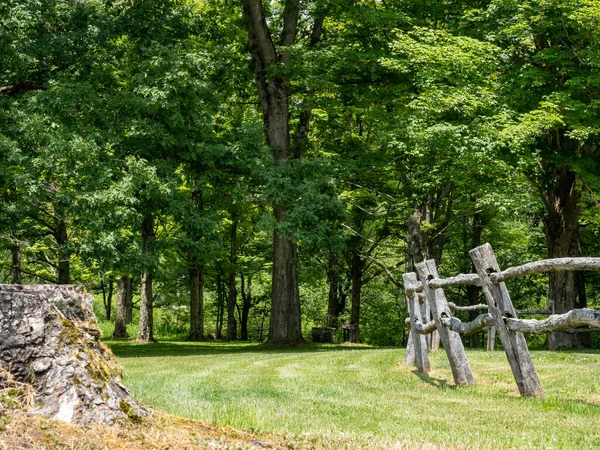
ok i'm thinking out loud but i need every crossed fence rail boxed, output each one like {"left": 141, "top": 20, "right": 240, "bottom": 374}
{"left": 403, "top": 243, "right": 600, "bottom": 398}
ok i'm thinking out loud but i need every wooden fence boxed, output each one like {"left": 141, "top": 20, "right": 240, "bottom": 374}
{"left": 403, "top": 243, "right": 600, "bottom": 397}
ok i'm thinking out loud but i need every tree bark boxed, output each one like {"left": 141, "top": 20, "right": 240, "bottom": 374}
{"left": 227, "top": 218, "right": 238, "bottom": 341}
{"left": 105, "top": 278, "right": 113, "bottom": 321}
{"left": 349, "top": 250, "right": 364, "bottom": 343}
{"left": 113, "top": 276, "right": 130, "bottom": 338}
{"left": 240, "top": 273, "right": 252, "bottom": 341}
{"left": 326, "top": 253, "right": 344, "bottom": 329}
{"left": 242, "top": 0, "right": 305, "bottom": 346}
{"left": 467, "top": 212, "right": 484, "bottom": 348}
{"left": 188, "top": 258, "right": 204, "bottom": 341}
{"left": 216, "top": 271, "right": 224, "bottom": 339}
{"left": 137, "top": 213, "right": 155, "bottom": 343}
{"left": 11, "top": 240, "right": 21, "bottom": 285}
{"left": 407, "top": 209, "right": 425, "bottom": 273}
{"left": 55, "top": 217, "right": 70, "bottom": 285}
{"left": 125, "top": 276, "right": 133, "bottom": 324}
{"left": 541, "top": 166, "right": 589, "bottom": 349}
{"left": 269, "top": 209, "right": 303, "bottom": 344}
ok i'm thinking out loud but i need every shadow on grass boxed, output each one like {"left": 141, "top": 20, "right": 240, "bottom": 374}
{"left": 106, "top": 340, "right": 385, "bottom": 358}
{"left": 412, "top": 370, "right": 455, "bottom": 390}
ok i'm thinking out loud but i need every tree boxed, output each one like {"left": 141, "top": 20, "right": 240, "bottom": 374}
{"left": 489, "top": 0, "right": 600, "bottom": 348}
{"left": 240, "top": 0, "right": 326, "bottom": 345}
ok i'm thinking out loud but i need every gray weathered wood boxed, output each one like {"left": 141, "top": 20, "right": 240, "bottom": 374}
{"left": 403, "top": 317, "right": 437, "bottom": 335}
{"left": 490, "top": 257, "right": 600, "bottom": 284}
{"left": 415, "top": 260, "right": 474, "bottom": 386}
{"left": 430, "top": 329, "right": 440, "bottom": 352}
{"left": 487, "top": 326, "right": 496, "bottom": 351}
{"left": 428, "top": 273, "right": 482, "bottom": 289}
{"left": 505, "top": 308, "right": 600, "bottom": 334}
{"left": 404, "top": 277, "right": 424, "bottom": 296}
{"left": 404, "top": 273, "right": 430, "bottom": 372}
{"left": 448, "top": 302, "right": 552, "bottom": 316}
{"left": 448, "top": 302, "right": 488, "bottom": 312}
{"left": 405, "top": 330, "right": 415, "bottom": 366}
{"left": 407, "top": 308, "right": 600, "bottom": 337}
{"left": 421, "top": 296, "right": 430, "bottom": 350}
{"left": 470, "top": 243, "right": 543, "bottom": 397}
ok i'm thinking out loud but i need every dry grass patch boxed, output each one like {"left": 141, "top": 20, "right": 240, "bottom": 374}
{"left": 0, "top": 408, "right": 288, "bottom": 450}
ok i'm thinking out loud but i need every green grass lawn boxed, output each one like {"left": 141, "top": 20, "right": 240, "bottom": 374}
{"left": 106, "top": 340, "right": 600, "bottom": 449}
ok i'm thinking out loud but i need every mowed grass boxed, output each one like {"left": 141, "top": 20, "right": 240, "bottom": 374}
{"left": 106, "top": 341, "right": 600, "bottom": 449}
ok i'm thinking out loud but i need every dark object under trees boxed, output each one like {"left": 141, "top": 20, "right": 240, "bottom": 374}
{"left": 311, "top": 327, "right": 335, "bottom": 343}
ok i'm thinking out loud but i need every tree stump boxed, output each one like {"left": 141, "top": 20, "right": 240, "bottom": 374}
{"left": 0, "top": 285, "right": 147, "bottom": 424}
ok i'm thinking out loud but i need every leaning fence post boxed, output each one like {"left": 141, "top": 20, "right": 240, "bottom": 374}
{"left": 403, "top": 273, "right": 430, "bottom": 372}
{"left": 415, "top": 260, "right": 474, "bottom": 386}
{"left": 430, "top": 328, "right": 440, "bottom": 352}
{"left": 487, "top": 326, "right": 496, "bottom": 351}
{"left": 470, "top": 243, "right": 543, "bottom": 397}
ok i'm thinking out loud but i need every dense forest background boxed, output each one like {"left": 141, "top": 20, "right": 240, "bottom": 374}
{"left": 1, "top": 0, "right": 599, "bottom": 349}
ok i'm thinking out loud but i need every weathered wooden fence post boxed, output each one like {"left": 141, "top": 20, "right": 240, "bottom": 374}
{"left": 470, "top": 243, "right": 543, "bottom": 397}
{"left": 405, "top": 330, "right": 416, "bottom": 366}
{"left": 403, "top": 273, "right": 430, "bottom": 372}
{"left": 415, "top": 260, "right": 474, "bottom": 386}
{"left": 487, "top": 326, "right": 496, "bottom": 351}
{"left": 430, "top": 328, "right": 440, "bottom": 352}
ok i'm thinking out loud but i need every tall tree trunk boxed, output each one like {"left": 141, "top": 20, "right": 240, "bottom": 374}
{"left": 137, "top": 273, "right": 154, "bottom": 342}
{"left": 113, "top": 276, "right": 130, "bottom": 338}
{"left": 55, "top": 218, "right": 70, "bottom": 284}
{"left": 227, "top": 218, "right": 238, "bottom": 341}
{"left": 216, "top": 272, "right": 224, "bottom": 339}
{"left": 349, "top": 250, "right": 364, "bottom": 343}
{"left": 269, "top": 212, "right": 303, "bottom": 344}
{"left": 105, "top": 278, "right": 113, "bottom": 321}
{"left": 407, "top": 209, "right": 425, "bottom": 273}
{"left": 467, "top": 212, "right": 484, "bottom": 348}
{"left": 125, "top": 276, "right": 133, "bottom": 324}
{"left": 326, "top": 253, "right": 343, "bottom": 328}
{"left": 240, "top": 273, "right": 252, "bottom": 341}
{"left": 242, "top": 0, "right": 309, "bottom": 346}
{"left": 11, "top": 240, "right": 21, "bottom": 285}
{"left": 137, "top": 213, "right": 155, "bottom": 343}
{"left": 541, "top": 166, "right": 589, "bottom": 349}
{"left": 187, "top": 189, "right": 204, "bottom": 341}
{"left": 188, "top": 257, "right": 204, "bottom": 341}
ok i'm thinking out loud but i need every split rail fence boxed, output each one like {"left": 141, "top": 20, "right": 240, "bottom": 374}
{"left": 403, "top": 242, "right": 600, "bottom": 397}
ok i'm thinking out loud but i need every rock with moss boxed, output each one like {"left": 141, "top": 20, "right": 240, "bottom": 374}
{"left": 0, "top": 285, "right": 148, "bottom": 424}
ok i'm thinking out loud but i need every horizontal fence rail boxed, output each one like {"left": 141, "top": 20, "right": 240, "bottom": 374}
{"left": 404, "top": 243, "right": 600, "bottom": 398}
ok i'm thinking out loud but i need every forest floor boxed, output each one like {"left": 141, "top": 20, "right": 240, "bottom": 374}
{"left": 3, "top": 341, "right": 600, "bottom": 449}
